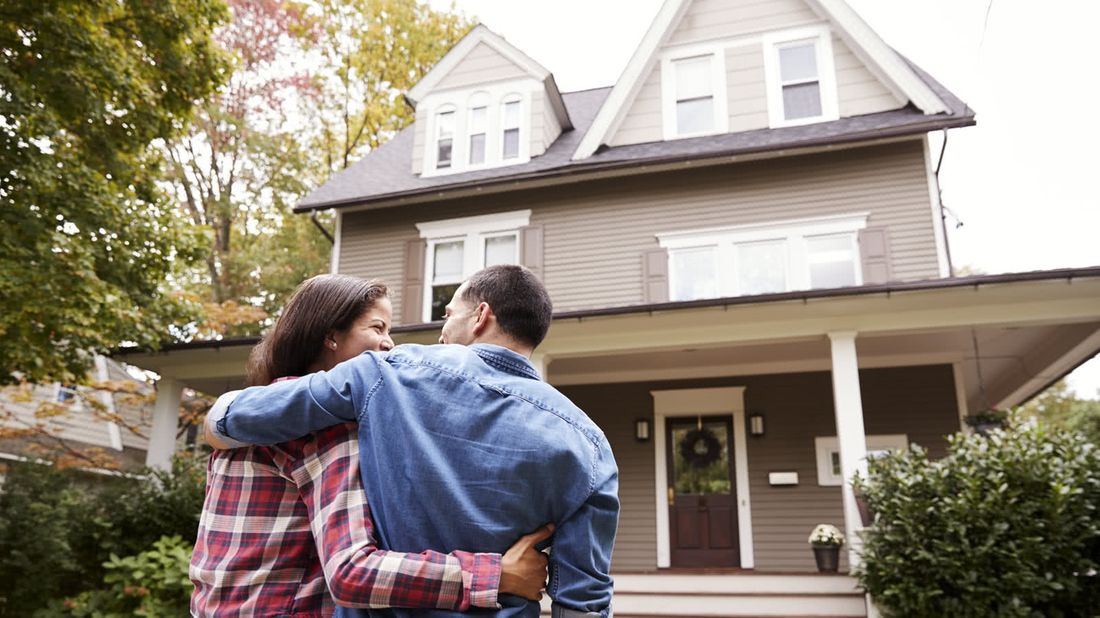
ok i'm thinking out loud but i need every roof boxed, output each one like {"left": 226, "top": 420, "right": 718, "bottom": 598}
{"left": 297, "top": 59, "right": 972, "bottom": 212}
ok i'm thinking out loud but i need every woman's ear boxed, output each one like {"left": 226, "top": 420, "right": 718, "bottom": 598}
{"left": 324, "top": 334, "right": 338, "bottom": 351}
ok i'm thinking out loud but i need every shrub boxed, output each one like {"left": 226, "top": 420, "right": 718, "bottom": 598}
{"left": 855, "top": 418, "right": 1100, "bottom": 617}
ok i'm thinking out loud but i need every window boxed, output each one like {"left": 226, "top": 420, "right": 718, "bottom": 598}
{"left": 815, "top": 434, "right": 908, "bottom": 486}
{"left": 468, "top": 105, "right": 487, "bottom": 165}
{"left": 659, "top": 214, "right": 867, "bottom": 301}
{"left": 763, "top": 27, "right": 838, "bottom": 127}
{"left": 435, "top": 108, "right": 455, "bottom": 169}
{"left": 777, "top": 41, "right": 821, "bottom": 120}
{"left": 416, "top": 210, "right": 530, "bottom": 321}
{"left": 502, "top": 97, "right": 521, "bottom": 160}
{"left": 56, "top": 384, "right": 78, "bottom": 404}
{"left": 673, "top": 55, "right": 715, "bottom": 135}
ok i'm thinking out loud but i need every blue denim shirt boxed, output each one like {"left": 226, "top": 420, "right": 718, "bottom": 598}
{"left": 212, "top": 344, "right": 618, "bottom": 618}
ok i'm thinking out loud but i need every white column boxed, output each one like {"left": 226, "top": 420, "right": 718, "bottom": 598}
{"left": 529, "top": 353, "right": 551, "bottom": 382}
{"left": 828, "top": 331, "right": 869, "bottom": 568}
{"left": 145, "top": 378, "right": 183, "bottom": 471}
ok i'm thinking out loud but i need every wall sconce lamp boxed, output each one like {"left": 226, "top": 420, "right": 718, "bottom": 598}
{"left": 635, "top": 418, "right": 651, "bottom": 442}
{"left": 749, "top": 412, "right": 765, "bottom": 437}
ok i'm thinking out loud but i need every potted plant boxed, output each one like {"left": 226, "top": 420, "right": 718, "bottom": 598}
{"left": 963, "top": 409, "right": 1009, "bottom": 436}
{"left": 808, "top": 524, "right": 845, "bottom": 573}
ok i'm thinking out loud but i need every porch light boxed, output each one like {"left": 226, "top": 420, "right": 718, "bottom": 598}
{"left": 749, "top": 412, "right": 765, "bottom": 437}
{"left": 635, "top": 418, "right": 651, "bottom": 442}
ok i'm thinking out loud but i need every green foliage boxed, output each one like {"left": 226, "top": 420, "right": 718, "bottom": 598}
{"left": 1022, "top": 380, "right": 1100, "bottom": 445}
{"left": 0, "top": 455, "right": 207, "bottom": 617}
{"left": 0, "top": 0, "right": 229, "bottom": 385}
{"left": 855, "top": 418, "right": 1100, "bottom": 617}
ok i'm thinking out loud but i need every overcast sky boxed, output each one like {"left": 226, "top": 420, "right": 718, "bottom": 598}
{"left": 426, "top": 0, "right": 1100, "bottom": 398}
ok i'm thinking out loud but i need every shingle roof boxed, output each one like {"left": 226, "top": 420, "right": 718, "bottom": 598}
{"left": 296, "top": 60, "right": 974, "bottom": 212}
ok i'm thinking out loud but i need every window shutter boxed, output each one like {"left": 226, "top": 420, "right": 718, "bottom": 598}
{"left": 858, "top": 227, "right": 891, "bottom": 284}
{"left": 642, "top": 248, "right": 670, "bottom": 303}
{"left": 520, "top": 225, "right": 544, "bottom": 279}
{"left": 402, "top": 238, "right": 427, "bottom": 324}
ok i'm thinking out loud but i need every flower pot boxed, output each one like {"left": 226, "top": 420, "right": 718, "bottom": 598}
{"left": 812, "top": 545, "right": 840, "bottom": 573}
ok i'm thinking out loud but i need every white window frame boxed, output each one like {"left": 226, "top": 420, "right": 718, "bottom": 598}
{"left": 432, "top": 105, "right": 457, "bottom": 170}
{"left": 500, "top": 93, "right": 523, "bottom": 161}
{"left": 55, "top": 384, "right": 83, "bottom": 409}
{"left": 659, "top": 213, "right": 868, "bottom": 301}
{"left": 661, "top": 44, "right": 729, "bottom": 139}
{"left": 466, "top": 92, "right": 490, "bottom": 167}
{"left": 762, "top": 26, "right": 839, "bottom": 128}
{"left": 416, "top": 210, "right": 531, "bottom": 322}
{"left": 815, "top": 434, "right": 908, "bottom": 486}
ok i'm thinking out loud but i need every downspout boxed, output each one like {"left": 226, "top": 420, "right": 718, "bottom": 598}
{"left": 310, "top": 210, "right": 335, "bottom": 244}
{"left": 934, "top": 129, "right": 956, "bottom": 277}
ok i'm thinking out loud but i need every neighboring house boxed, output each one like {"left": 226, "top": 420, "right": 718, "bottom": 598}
{"left": 117, "top": 0, "right": 1100, "bottom": 615}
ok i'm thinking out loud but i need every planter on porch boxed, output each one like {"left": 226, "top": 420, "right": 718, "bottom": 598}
{"left": 808, "top": 524, "right": 845, "bottom": 574}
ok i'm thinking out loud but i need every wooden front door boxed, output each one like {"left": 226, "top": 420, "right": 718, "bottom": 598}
{"left": 667, "top": 416, "right": 739, "bottom": 567}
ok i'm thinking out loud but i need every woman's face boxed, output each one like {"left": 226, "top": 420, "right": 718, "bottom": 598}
{"left": 328, "top": 296, "right": 394, "bottom": 367}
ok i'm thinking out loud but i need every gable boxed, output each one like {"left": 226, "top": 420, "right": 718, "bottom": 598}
{"left": 435, "top": 41, "right": 529, "bottom": 91}
{"left": 667, "top": 0, "right": 820, "bottom": 46}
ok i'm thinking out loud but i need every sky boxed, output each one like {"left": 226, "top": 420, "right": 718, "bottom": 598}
{"left": 426, "top": 0, "right": 1100, "bottom": 398}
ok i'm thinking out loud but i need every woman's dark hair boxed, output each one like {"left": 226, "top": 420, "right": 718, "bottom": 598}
{"left": 246, "top": 275, "right": 389, "bottom": 386}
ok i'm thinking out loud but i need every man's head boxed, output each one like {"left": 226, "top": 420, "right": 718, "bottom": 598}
{"left": 438, "top": 264, "right": 553, "bottom": 355}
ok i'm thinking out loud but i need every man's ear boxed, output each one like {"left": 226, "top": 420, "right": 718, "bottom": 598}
{"left": 471, "top": 301, "right": 493, "bottom": 335}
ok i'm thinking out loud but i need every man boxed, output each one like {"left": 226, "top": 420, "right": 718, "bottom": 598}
{"left": 207, "top": 265, "right": 619, "bottom": 618}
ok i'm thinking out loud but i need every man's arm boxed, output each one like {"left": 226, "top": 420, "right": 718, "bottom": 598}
{"left": 205, "top": 352, "right": 382, "bottom": 447}
{"left": 548, "top": 443, "right": 620, "bottom": 618}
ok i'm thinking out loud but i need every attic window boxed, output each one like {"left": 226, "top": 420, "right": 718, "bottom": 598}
{"left": 778, "top": 42, "right": 821, "bottom": 120}
{"left": 468, "top": 105, "right": 487, "bottom": 165}
{"left": 502, "top": 97, "right": 521, "bottom": 160}
{"left": 435, "top": 108, "right": 455, "bottom": 169}
{"left": 674, "top": 55, "right": 714, "bottom": 135}
{"left": 763, "top": 27, "right": 839, "bottom": 128}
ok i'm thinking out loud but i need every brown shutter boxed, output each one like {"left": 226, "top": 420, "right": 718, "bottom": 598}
{"left": 859, "top": 227, "right": 892, "bottom": 284}
{"left": 519, "top": 225, "right": 544, "bottom": 279}
{"left": 402, "top": 238, "right": 427, "bottom": 324}
{"left": 642, "top": 247, "right": 669, "bottom": 303}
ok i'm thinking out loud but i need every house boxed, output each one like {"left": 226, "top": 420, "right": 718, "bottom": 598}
{"left": 116, "top": 0, "right": 1100, "bottom": 615}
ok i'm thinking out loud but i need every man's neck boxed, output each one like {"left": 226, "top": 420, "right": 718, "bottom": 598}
{"left": 470, "top": 333, "right": 533, "bottom": 358}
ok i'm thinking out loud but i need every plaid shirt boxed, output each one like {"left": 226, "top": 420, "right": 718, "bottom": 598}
{"left": 190, "top": 421, "right": 502, "bottom": 617}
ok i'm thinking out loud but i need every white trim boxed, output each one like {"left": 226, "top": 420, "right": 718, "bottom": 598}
{"left": 827, "top": 331, "right": 868, "bottom": 569}
{"left": 330, "top": 210, "right": 342, "bottom": 274}
{"left": 94, "top": 356, "right": 123, "bottom": 451}
{"left": 658, "top": 212, "right": 869, "bottom": 248}
{"left": 650, "top": 387, "right": 753, "bottom": 569}
{"left": 761, "top": 26, "right": 839, "bottom": 128}
{"left": 814, "top": 434, "right": 907, "bottom": 486}
{"left": 145, "top": 378, "right": 182, "bottom": 471}
{"left": 416, "top": 210, "right": 531, "bottom": 239}
{"left": 660, "top": 46, "right": 729, "bottom": 140}
{"left": 952, "top": 361, "right": 970, "bottom": 433}
{"left": 923, "top": 135, "right": 951, "bottom": 277}
{"left": 420, "top": 81, "right": 536, "bottom": 176}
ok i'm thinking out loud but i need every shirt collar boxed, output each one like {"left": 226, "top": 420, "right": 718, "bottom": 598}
{"left": 470, "top": 344, "right": 541, "bottom": 381}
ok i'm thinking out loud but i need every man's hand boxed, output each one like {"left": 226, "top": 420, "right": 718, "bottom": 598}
{"left": 499, "top": 523, "right": 554, "bottom": 601}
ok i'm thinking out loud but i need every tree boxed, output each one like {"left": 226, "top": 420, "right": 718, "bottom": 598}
{"left": 0, "top": 0, "right": 229, "bottom": 385}
{"left": 1021, "top": 379, "right": 1100, "bottom": 444}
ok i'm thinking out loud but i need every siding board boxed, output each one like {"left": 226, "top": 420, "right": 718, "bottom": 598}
{"left": 435, "top": 42, "right": 528, "bottom": 91}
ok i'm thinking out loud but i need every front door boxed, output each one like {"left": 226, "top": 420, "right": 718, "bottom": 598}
{"left": 667, "top": 416, "right": 739, "bottom": 567}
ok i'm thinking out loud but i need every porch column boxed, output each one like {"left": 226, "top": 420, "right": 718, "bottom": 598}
{"left": 145, "top": 377, "right": 182, "bottom": 471}
{"left": 828, "top": 331, "right": 869, "bottom": 568}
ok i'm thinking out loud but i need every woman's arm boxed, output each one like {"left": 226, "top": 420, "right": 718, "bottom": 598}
{"left": 290, "top": 424, "right": 550, "bottom": 610}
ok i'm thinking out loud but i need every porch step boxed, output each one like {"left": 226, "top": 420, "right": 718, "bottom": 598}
{"left": 540, "top": 574, "right": 867, "bottom": 617}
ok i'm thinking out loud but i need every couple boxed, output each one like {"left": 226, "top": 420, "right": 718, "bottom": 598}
{"left": 192, "top": 265, "right": 618, "bottom": 618}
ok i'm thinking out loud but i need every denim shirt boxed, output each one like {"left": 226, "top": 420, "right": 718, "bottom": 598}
{"left": 210, "top": 344, "right": 619, "bottom": 618}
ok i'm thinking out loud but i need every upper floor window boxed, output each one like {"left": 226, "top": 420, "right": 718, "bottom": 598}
{"left": 763, "top": 27, "right": 838, "bottom": 127}
{"left": 674, "top": 55, "right": 715, "bottom": 135}
{"left": 502, "top": 96, "right": 521, "bottom": 160}
{"left": 416, "top": 210, "right": 531, "bottom": 321}
{"left": 435, "top": 108, "right": 455, "bottom": 169}
{"left": 659, "top": 213, "right": 866, "bottom": 301}
{"left": 468, "top": 105, "right": 487, "bottom": 165}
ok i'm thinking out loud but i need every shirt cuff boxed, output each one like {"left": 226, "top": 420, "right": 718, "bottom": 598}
{"left": 457, "top": 551, "right": 501, "bottom": 610}
{"left": 205, "top": 390, "right": 249, "bottom": 449}
{"left": 551, "top": 604, "right": 607, "bottom": 618}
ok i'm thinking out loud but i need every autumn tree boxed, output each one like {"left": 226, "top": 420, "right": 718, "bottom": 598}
{"left": 1021, "top": 379, "right": 1100, "bottom": 444}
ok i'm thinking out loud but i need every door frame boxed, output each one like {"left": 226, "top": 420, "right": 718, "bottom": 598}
{"left": 651, "top": 387, "right": 754, "bottom": 569}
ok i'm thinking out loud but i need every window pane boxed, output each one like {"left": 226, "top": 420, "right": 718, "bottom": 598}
{"left": 671, "top": 419, "right": 731, "bottom": 495}
{"left": 469, "top": 106, "right": 486, "bottom": 132}
{"left": 469, "top": 133, "right": 485, "bottom": 164}
{"left": 675, "top": 55, "right": 712, "bottom": 100}
{"left": 782, "top": 82, "right": 822, "bottom": 120}
{"left": 676, "top": 97, "right": 714, "bottom": 135}
{"left": 503, "top": 128, "right": 520, "bottom": 159}
{"left": 484, "top": 235, "right": 516, "bottom": 267}
{"left": 430, "top": 283, "right": 460, "bottom": 321}
{"left": 779, "top": 43, "right": 818, "bottom": 82}
{"left": 437, "top": 110, "right": 454, "bottom": 137}
{"left": 671, "top": 247, "right": 718, "bottom": 301}
{"left": 807, "top": 234, "right": 857, "bottom": 288}
{"left": 737, "top": 240, "right": 787, "bottom": 295}
{"left": 436, "top": 138, "right": 453, "bottom": 168}
{"left": 432, "top": 240, "right": 464, "bottom": 283}
{"left": 503, "top": 100, "right": 520, "bottom": 128}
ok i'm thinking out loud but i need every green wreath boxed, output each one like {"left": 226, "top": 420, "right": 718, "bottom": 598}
{"left": 679, "top": 427, "right": 722, "bottom": 468}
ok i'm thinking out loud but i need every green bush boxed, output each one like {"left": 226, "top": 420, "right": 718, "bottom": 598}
{"left": 0, "top": 455, "right": 206, "bottom": 617}
{"left": 856, "top": 419, "right": 1100, "bottom": 617}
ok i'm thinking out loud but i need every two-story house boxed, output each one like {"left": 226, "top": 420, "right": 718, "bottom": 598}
{"left": 119, "top": 0, "right": 1100, "bottom": 615}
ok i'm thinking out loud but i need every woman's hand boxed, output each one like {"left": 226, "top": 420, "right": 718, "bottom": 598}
{"left": 499, "top": 523, "right": 554, "bottom": 601}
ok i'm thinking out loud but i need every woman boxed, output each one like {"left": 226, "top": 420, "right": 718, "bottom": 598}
{"left": 190, "top": 274, "right": 549, "bottom": 616}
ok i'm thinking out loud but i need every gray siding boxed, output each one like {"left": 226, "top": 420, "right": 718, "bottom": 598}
{"left": 666, "top": 0, "right": 821, "bottom": 47}
{"left": 435, "top": 42, "right": 528, "bottom": 91}
{"left": 558, "top": 363, "right": 960, "bottom": 572}
{"left": 534, "top": 90, "right": 563, "bottom": 157}
{"left": 411, "top": 107, "right": 427, "bottom": 175}
{"left": 339, "top": 140, "right": 940, "bottom": 322}
{"left": 609, "top": 64, "right": 663, "bottom": 147}
{"left": 726, "top": 44, "right": 769, "bottom": 132}
{"left": 833, "top": 35, "right": 902, "bottom": 117}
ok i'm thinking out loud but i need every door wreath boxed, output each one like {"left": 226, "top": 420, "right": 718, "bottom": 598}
{"left": 679, "top": 427, "right": 722, "bottom": 468}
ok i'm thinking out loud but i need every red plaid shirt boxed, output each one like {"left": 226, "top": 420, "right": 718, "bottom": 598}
{"left": 190, "top": 422, "right": 502, "bottom": 617}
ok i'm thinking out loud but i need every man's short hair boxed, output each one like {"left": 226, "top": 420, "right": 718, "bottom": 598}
{"left": 461, "top": 265, "right": 553, "bottom": 348}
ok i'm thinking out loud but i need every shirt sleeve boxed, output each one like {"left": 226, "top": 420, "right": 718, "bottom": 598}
{"left": 289, "top": 426, "right": 502, "bottom": 610}
{"left": 548, "top": 441, "right": 620, "bottom": 618}
{"left": 215, "top": 352, "right": 384, "bottom": 446}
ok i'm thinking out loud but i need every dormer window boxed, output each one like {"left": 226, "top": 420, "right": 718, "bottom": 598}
{"left": 674, "top": 56, "right": 714, "bottom": 135}
{"left": 778, "top": 42, "right": 821, "bottom": 120}
{"left": 468, "top": 105, "right": 487, "bottom": 165}
{"left": 764, "top": 27, "right": 838, "bottom": 128}
{"left": 435, "top": 108, "right": 455, "bottom": 169}
{"left": 502, "top": 96, "right": 521, "bottom": 160}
